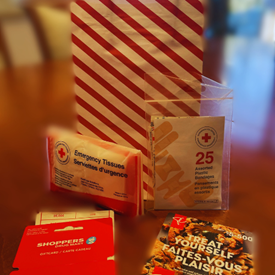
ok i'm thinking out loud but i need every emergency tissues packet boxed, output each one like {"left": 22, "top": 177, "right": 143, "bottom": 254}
{"left": 47, "top": 128, "right": 143, "bottom": 217}
{"left": 144, "top": 74, "right": 233, "bottom": 211}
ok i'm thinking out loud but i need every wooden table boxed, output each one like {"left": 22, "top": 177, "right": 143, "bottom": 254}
{"left": 0, "top": 37, "right": 274, "bottom": 275}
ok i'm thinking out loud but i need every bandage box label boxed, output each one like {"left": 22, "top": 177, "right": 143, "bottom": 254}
{"left": 142, "top": 213, "right": 254, "bottom": 275}
{"left": 11, "top": 219, "right": 115, "bottom": 275}
{"left": 152, "top": 116, "right": 225, "bottom": 210}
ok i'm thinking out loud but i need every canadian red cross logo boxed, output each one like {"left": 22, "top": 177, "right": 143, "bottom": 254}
{"left": 195, "top": 127, "right": 217, "bottom": 149}
{"left": 58, "top": 148, "right": 66, "bottom": 158}
{"left": 202, "top": 133, "right": 211, "bottom": 143}
{"left": 55, "top": 141, "right": 70, "bottom": 165}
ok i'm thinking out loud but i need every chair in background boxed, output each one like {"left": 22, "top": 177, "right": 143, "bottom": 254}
{"left": 0, "top": 0, "right": 72, "bottom": 68}
{"left": 26, "top": 4, "right": 72, "bottom": 60}
{"left": 0, "top": 0, "right": 44, "bottom": 67}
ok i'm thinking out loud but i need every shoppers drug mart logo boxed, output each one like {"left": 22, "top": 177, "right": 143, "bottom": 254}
{"left": 55, "top": 141, "right": 71, "bottom": 165}
{"left": 86, "top": 236, "right": 97, "bottom": 245}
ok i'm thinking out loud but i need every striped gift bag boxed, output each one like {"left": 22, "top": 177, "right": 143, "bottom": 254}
{"left": 71, "top": 0, "right": 204, "bottom": 197}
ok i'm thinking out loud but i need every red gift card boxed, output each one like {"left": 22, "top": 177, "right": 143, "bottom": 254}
{"left": 11, "top": 219, "right": 115, "bottom": 274}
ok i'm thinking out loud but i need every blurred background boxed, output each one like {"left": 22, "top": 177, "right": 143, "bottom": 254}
{"left": 204, "top": 0, "right": 275, "bottom": 150}
{"left": 0, "top": 0, "right": 274, "bottom": 150}
{"left": 0, "top": 1, "right": 274, "bottom": 274}
{"left": 1, "top": 0, "right": 274, "bottom": 170}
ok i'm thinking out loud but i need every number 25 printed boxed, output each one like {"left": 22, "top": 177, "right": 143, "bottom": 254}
{"left": 196, "top": 151, "right": 214, "bottom": 165}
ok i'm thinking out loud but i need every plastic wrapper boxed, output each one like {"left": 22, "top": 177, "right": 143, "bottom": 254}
{"left": 144, "top": 74, "right": 233, "bottom": 210}
{"left": 47, "top": 128, "right": 143, "bottom": 216}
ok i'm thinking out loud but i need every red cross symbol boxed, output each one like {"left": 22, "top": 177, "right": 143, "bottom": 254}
{"left": 58, "top": 148, "right": 66, "bottom": 158}
{"left": 202, "top": 133, "right": 211, "bottom": 143}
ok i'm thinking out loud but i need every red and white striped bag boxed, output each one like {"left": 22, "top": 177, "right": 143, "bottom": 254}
{"left": 71, "top": 0, "right": 204, "bottom": 198}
